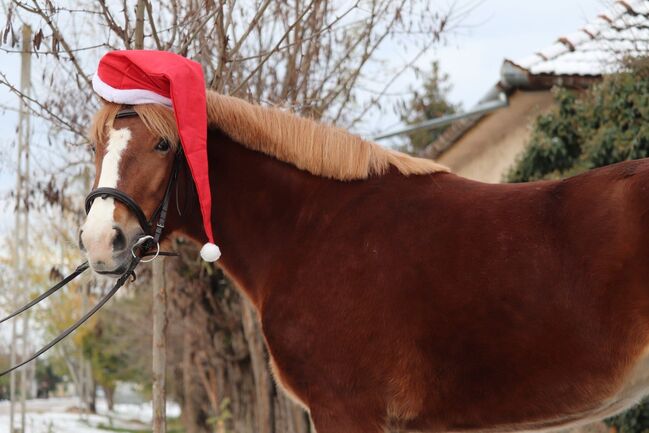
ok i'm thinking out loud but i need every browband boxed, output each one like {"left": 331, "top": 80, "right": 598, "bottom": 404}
{"left": 115, "top": 109, "right": 138, "bottom": 119}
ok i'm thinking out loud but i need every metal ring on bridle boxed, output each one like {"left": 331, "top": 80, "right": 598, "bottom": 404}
{"left": 131, "top": 235, "right": 160, "bottom": 262}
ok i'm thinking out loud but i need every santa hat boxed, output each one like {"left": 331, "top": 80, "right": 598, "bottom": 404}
{"left": 92, "top": 50, "right": 220, "bottom": 262}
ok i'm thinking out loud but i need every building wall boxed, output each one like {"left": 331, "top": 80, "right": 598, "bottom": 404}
{"left": 436, "top": 90, "right": 555, "bottom": 183}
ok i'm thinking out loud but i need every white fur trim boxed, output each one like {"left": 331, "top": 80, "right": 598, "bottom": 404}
{"left": 200, "top": 243, "right": 221, "bottom": 262}
{"left": 92, "top": 73, "right": 173, "bottom": 107}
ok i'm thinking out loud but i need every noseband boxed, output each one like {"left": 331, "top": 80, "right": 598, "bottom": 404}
{"left": 84, "top": 109, "right": 181, "bottom": 259}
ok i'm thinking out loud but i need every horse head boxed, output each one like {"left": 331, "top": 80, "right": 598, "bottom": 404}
{"left": 80, "top": 103, "right": 180, "bottom": 275}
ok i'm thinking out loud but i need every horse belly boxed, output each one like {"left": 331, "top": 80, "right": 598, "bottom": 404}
{"left": 402, "top": 305, "right": 649, "bottom": 433}
{"left": 590, "top": 351, "right": 649, "bottom": 420}
{"left": 403, "top": 355, "right": 649, "bottom": 433}
{"left": 497, "top": 350, "right": 649, "bottom": 433}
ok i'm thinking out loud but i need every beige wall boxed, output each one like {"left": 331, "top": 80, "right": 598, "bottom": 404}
{"left": 437, "top": 90, "right": 555, "bottom": 183}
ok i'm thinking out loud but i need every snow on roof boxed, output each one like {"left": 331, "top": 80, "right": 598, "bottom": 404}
{"left": 424, "top": 1, "right": 649, "bottom": 159}
{"left": 507, "top": 0, "right": 649, "bottom": 76}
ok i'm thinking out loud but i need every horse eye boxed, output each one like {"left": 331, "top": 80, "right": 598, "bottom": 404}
{"left": 155, "top": 139, "right": 170, "bottom": 152}
{"left": 89, "top": 144, "right": 96, "bottom": 154}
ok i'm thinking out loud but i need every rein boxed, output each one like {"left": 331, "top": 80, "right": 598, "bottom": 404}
{"left": 0, "top": 109, "right": 180, "bottom": 377}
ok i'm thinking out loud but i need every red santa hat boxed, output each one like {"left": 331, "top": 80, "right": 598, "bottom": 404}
{"left": 92, "top": 50, "right": 221, "bottom": 262}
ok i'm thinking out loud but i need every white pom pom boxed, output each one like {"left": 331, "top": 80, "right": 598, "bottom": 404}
{"left": 200, "top": 243, "right": 221, "bottom": 262}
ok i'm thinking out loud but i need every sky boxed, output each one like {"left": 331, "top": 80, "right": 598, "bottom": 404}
{"left": 0, "top": 0, "right": 608, "bottom": 238}
{"left": 414, "top": 0, "right": 607, "bottom": 109}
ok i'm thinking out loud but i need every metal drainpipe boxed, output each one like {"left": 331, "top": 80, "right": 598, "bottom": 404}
{"left": 371, "top": 92, "right": 509, "bottom": 142}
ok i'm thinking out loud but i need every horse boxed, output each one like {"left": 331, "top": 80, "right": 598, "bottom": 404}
{"left": 80, "top": 91, "right": 649, "bottom": 433}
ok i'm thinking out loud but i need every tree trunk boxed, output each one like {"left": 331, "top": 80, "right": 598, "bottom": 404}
{"left": 181, "top": 319, "right": 200, "bottom": 433}
{"left": 9, "top": 317, "right": 16, "bottom": 433}
{"left": 104, "top": 385, "right": 116, "bottom": 412}
{"left": 152, "top": 258, "right": 168, "bottom": 433}
{"left": 167, "top": 254, "right": 310, "bottom": 433}
{"left": 87, "top": 377, "right": 97, "bottom": 414}
{"left": 58, "top": 345, "right": 83, "bottom": 402}
{"left": 241, "top": 301, "right": 274, "bottom": 433}
{"left": 134, "top": 0, "right": 145, "bottom": 49}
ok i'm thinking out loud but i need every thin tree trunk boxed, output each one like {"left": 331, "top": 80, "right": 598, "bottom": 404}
{"left": 19, "top": 311, "right": 30, "bottom": 431}
{"left": 58, "top": 345, "right": 83, "bottom": 401}
{"left": 134, "top": 0, "right": 145, "bottom": 49}
{"left": 241, "top": 300, "right": 274, "bottom": 433}
{"left": 167, "top": 257, "right": 310, "bottom": 433}
{"left": 9, "top": 318, "right": 16, "bottom": 433}
{"left": 104, "top": 385, "right": 116, "bottom": 412}
{"left": 10, "top": 23, "right": 32, "bottom": 433}
{"left": 80, "top": 284, "right": 89, "bottom": 414}
{"left": 277, "top": 394, "right": 310, "bottom": 433}
{"left": 182, "top": 321, "right": 199, "bottom": 433}
{"left": 88, "top": 377, "right": 97, "bottom": 414}
{"left": 153, "top": 258, "right": 168, "bottom": 433}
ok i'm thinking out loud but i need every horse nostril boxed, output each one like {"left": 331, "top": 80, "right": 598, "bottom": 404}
{"left": 112, "top": 227, "right": 127, "bottom": 252}
{"left": 79, "top": 230, "right": 85, "bottom": 251}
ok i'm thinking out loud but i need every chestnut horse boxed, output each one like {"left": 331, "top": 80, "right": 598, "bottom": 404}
{"left": 81, "top": 92, "right": 649, "bottom": 433}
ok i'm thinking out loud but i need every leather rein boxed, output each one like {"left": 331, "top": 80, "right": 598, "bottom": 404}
{"left": 0, "top": 109, "right": 180, "bottom": 377}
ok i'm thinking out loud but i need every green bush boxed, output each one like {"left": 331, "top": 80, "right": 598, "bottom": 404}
{"left": 508, "top": 57, "right": 649, "bottom": 182}
{"left": 606, "top": 400, "right": 649, "bottom": 433}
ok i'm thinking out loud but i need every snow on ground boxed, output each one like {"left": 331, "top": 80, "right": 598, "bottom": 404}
{"left": 0, "top": 397, "right": 180, "bottom": 433}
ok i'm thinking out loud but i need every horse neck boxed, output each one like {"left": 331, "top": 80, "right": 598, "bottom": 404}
{"left": 171, "top": 129, "right": 325, "bottom": 307}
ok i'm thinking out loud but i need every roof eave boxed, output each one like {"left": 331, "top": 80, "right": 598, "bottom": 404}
{"left": 501, "top": 59, "right": 603, "bottom": 90}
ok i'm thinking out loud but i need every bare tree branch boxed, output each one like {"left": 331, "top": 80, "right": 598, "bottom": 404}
{"left": 15, "top": 0, "right": 92, "bottom": 89}
{"left": 0, "top": 71, "right": 85, "bottom": 137}
{"left": 144, "top": 0, "right": 162, "bottom": 50}
{"left": 231, "top": 0, "right": 315, "bottom": 96}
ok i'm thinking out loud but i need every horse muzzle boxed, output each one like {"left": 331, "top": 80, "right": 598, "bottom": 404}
{"left": 79, "top": 224, "right": 143, "bottom": 276}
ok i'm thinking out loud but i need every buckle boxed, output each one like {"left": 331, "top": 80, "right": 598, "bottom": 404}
{"left": 131, "top": 235, "right": 160, "bottom": 263}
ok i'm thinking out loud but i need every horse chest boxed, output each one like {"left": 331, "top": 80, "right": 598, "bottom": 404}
{"left": 268, "top": 354, "right": 310, "bottom": 411}
{"left": 261, "top": 313, "right": 314, "bottom": 412}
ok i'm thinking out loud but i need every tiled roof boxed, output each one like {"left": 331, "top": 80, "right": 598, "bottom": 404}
{"left": 424, "top": 0, "right": 649, "bottom": 159}
{"left": 507, "top": 0, "right": 649, "bottom": 77}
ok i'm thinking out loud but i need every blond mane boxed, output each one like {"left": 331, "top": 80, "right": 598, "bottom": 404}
{"left": 90, "top": 91, "right": 448, "bottom": 180}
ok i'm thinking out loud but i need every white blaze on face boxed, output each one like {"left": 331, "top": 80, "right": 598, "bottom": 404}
{"left": 81, "top": 127, "right": 131, "bottom": 264}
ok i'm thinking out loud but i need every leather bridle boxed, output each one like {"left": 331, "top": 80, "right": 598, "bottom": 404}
{"left": 0, "top": 108, "right": 182, "bottom": 377}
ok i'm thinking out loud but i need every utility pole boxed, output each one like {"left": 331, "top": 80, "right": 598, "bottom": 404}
{"left": 10, "top": 24, "right": 32, "bottom": 433}
{"left": 9, "top": 309, "right": 16, "bottom": 432}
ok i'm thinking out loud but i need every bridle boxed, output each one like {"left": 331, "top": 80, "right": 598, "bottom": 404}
{"left": 85, "top": 109, "right": 182, "bottom": 262}
{"left": 0, "top": 108, "right": 181, "bottom": 377}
